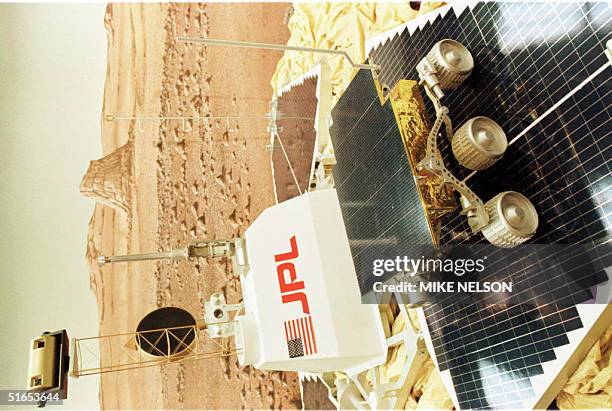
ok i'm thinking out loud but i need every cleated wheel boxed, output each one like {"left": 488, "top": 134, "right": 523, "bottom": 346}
{"left": 481, "top": 192, "right": 538, "bottom": 247}
{"left": 452, "top": 116, "right": 507, "bottom": 170}
{"left": 427, "top": 39, "right": 474, "bottom": 90}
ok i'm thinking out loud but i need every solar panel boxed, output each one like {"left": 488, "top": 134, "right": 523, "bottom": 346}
{"left": 367, "top": 2, "right": 611, "bottom": 247}
{"left": 329, "top": 70, "right": 434, "bottom": 295}
{"left": 271, "top": 63, "right": 333, "bottom": 203}
{"left": 328, "top": 1, "right": 611, "bottom": 408}
{"left": 418, "top": 303, "right": 610, "bottom": 409}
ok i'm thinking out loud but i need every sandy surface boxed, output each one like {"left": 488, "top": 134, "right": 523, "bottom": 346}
{"left": 86, "top": 3, "right": 299, "bottom": 409}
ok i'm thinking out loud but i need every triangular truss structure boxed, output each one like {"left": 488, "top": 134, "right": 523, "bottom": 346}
{"left": 71, "top": 323, "right": 240, "bottom": 377}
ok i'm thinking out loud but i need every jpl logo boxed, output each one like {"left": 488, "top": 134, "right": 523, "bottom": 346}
{"left": 275, "top": 236, "right": 317, "bottom": 357}
{"left": 275, "top": 236, "right": 309, "bottom": 314}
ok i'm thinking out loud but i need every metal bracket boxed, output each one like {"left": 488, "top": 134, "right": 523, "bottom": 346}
{"left": 417, "top": 86, "right": 489, "bottom": 233}
{"left": 417, "top": 57, "right": 445, "bottom": 99}
{"left": 342, "top": 303, "right": 427, "bottom": 410}
{"left": 204, "top": 293, "right": 244, "bottom": 338}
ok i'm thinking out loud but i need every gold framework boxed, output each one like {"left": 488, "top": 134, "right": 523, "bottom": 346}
{"left": 388, "top": 80, "right": 457, "bottom": 245}
{"left": 354, "top": 58, "right": 458, "bottom": 246}
{"left": 71, "top": 323, "right": 240, "bottom": 377}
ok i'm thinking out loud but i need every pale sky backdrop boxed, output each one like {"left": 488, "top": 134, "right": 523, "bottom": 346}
{"left": 0, "top": 4, "right": 107, "bottom": 409}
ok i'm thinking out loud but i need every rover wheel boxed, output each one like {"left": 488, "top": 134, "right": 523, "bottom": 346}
{"left": 427, "top": 39, "right": 474, "bottom": 90}
{"left": 452, "top": 116, "right": 507, "bottom": 170}
{"left": 481, "top": 192, "right": 538, "bottom": 247}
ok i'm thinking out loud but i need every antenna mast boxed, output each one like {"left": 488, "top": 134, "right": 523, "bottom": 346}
{"left": 176, "top": 36, "right": 380, "bottom": 72}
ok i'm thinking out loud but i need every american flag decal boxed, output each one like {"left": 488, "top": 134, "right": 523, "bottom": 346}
{"left": 284, "top": 316, "right": 317, "bottom": 358}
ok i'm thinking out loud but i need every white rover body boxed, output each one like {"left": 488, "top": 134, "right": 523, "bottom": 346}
{"left": 235, "top": 189, "right": 387, "bottom": 373}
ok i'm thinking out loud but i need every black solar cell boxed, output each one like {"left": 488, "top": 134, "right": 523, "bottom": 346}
{"left": 331, "top": 1, "right": 612, "bottom": 408}
{"left": 329, "top": 70, "right": 433, "bottom": 295}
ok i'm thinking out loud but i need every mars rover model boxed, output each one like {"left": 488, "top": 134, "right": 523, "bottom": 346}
{"left": 27, "top": 31, "right": 547, "bottom": 409}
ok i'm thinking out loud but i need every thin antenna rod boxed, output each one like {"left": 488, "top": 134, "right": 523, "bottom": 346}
{"left": 176, "top": 36, "right": 380, "bottom": 72}
{"left": 106, "top": 115, "right": 314, "bottom": 121}
{"left": 462, "top": 55, "right": 612, "bottom": 183}
{"left": 274, "top": 130, "right": 302, "bottom": 195}
{"left": 98, "top": 248, "right": 189, "bottom": 265}
{"left": 97, "top": 240, "right": 236, "bottom": 266}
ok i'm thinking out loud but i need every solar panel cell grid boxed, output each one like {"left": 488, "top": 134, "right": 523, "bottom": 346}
{"left": 272, "top": 75, "right": 319, "bottom": 203}
{"left": 329, "top": 70, "right": 433, "bottom": 294}
{"left": 359, "top": 2, "right": 611, "bottom": 408}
